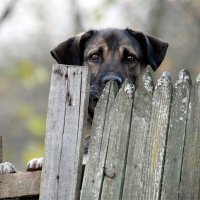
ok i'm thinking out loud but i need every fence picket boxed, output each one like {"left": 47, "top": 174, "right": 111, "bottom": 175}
{"left": 40, "top": 64, "right": 90, "bottom": 200}
{"left": 161, "top": 70, "right": 192, "bottom": 200}
{"left": 80, "top": 81, "right": 118, "bottom": 200}
{"left": 122, "top": 72, "right": 153, "bottom": 199}
{"left": 101, "top": 80, "right": 134, "bottom": 200}
{"left": 179, "top": 74, "right": 200, "bottom": 199}
{"left": 142, "top": 72, "right": 172, "bottom": 200}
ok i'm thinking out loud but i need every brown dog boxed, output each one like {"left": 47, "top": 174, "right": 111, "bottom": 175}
{"left": 51, "top": 28, "right": 168, "bottom": 119}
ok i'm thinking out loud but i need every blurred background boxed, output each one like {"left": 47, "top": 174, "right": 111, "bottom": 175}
{"left": 0, "top": 0, "right": 200, "bottom": 170}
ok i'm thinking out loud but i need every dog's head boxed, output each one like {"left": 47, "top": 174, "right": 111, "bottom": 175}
{"left": 51, "top": 28, "right": 168, "bottom": 117}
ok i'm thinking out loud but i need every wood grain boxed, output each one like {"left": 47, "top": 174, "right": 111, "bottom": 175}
{"left": 142, "top": 72, "right": 172, "bottom": 200}
{"left": 161, "top": 70, "right": 192, "bottom": 200}
{"left": 100, "top": 80, "right": 134, "bottom": 200}
{"left": 39, "top": 64, "right": 90, "bottom": 200}
{"left": 80, "top": 81, "right": 118, "bottom": 200}
{"left": 122, "top": 72, "right": 153, "bottom": 199}
{"left": 0, "top": 171, "right": 41, "bottom": 199}
{"left": 179, "top": 73, "right": 200, "bottom": 200}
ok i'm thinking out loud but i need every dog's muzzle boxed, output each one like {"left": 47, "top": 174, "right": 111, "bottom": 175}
{"left": 90, "top": 85, "right": 101, "bottom": 99}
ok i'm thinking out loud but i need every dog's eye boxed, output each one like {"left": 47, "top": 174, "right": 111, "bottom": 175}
{"left": 89, "top": 54, "right": 101, "bottom": 62}
{"left": 125, "top": 54, "right": 136, "bottom": 62}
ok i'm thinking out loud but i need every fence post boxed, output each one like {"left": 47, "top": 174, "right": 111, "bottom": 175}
{"left": 39, "top": 64, "right": 90, "bottom": 200}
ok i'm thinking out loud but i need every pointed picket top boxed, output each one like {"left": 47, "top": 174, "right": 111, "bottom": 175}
{"left": 133, "top": 71, "right": 154, "bottom": 117}
{"left": 156, "top": 71, "right": 172, "bottom": 89}
{"left": 143, "top": 71, "right": 154, "bottom": 93}
{"left": 174, "top": 69, "right": 192, "bottom": 88}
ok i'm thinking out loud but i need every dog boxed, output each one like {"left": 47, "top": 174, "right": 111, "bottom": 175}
{"left": 0, "top": 28, "right": 168, "bottom": 174}
{"left": 50, "top": 28, "right": 168, "bottom": 119}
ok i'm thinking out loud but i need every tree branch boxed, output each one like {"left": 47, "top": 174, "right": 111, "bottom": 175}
{"left": 0, "top": 0, "right": 19, "bottom": 26}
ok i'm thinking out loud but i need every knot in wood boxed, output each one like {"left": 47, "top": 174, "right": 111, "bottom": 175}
{"left": 103, "top": 167, "right": 116, "bottom": 179}
{"left": 54, "top": 68, "right": 63, "bottom": 76}
{"left": 66, "top": 93, "right": 72, "bottom": 106}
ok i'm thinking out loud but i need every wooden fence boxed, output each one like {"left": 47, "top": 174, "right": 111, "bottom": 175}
{"left": 0, "top": 64, "right": 200, "bottom": 200}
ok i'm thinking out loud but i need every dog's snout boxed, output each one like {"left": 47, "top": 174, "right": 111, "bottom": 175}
{"left": 101, "top": 75, "right": 123, "bottom": 86}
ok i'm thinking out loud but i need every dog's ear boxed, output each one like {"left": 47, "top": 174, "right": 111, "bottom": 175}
{"left": 51, "top": 31, "right": 94, "bottom": 65}
{"left": 127, "top": 29, "right": 168, "bottom": 71}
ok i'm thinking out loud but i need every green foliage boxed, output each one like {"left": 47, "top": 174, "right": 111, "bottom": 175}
{"left": 18, "top": 105, "right": 46, "bottom": 137}
{"left": 7, "top": 60, "right": 48, "bottom": 88}
{"left": 22, "top": 143, "right": 44, "bottom": 167}
{"left": 18, "top": 105, "right": 45, "bottom": 167}
{"left": 27, "top": 116, "right": 46, "bottom": 137}
{"left": 0, "top": 60, "right": 48, "bottom": 170}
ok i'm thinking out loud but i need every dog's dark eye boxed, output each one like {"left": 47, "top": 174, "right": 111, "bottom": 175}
{"left": 125, "top": 54, "right": 137, "bottom": 62}
{"left": 89, "top": 54, "right": 101, "bottom": 62}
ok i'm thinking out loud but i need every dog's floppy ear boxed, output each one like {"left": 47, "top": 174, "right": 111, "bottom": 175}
{"left": 51, "top": 31, "right": 94, "bottom": 65}
{"left": 127, "top": 29, "right": 168, "bottom": 71}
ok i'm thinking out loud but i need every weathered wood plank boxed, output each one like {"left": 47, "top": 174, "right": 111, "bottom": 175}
{"left": 161, "top": 70, "right": 192, "bottom": 200}
{"left": 80, "top": 81, "right": 118, "bottom": 200}
{"left": 39, "top": 64, "right": 90, "bottom": 200}
{"left": 179, "top": 73, "right": 200, "bottom": 200}
{"left": 142, "top": 72, "right": 172, "bottom": 200}
{"left": 100, "top": 80, "right": 134, "bottom": 200}
{"left": 39, "top": 64, "right": 68, "bottom": 200}
{"left": 134, "top": 71, "right": 154, "bottom": 115}
{"left": 122, "top": 72, "right": 153, "bottom": 199}
{"left": 0, "top": 171, "right": 41, "bottom": 199}
{"left": 0, "top": 135, "right": 2, "bottom": 163}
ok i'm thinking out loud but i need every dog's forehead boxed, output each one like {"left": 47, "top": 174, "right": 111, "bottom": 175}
{"left": 99, "top": 29, "right": 135, "bottom": 45}
{"left": 85, "top": 29, "right": 142, "bottom": 53}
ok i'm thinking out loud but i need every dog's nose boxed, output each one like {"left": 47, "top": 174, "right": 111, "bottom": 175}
{"left": 101, "top": 75, "right": 123, "bottom": 86}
